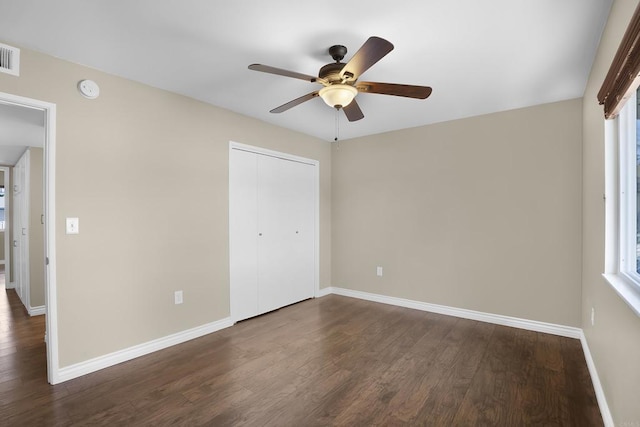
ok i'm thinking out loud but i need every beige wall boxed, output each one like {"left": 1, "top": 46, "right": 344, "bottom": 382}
{"left": 0, "top": 46, "right": 331, "bottom": 367}
{"left": 582, "top": 0, "right": 640, "bottom": 423}
{"left": 332, "top": 99, "right": 583, "bottom": 326}
{"left": 28, "top": 147, "right": 45, "bottom": 307}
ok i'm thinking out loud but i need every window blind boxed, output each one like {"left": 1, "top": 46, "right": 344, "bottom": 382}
{"left": 598, "top": 2, "right": 640, "bottom": 119}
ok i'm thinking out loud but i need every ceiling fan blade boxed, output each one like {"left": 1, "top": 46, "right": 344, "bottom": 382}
{"left": 270, "top": 92, "right": 319, "bottom": 113}
{"left": 343, "top": 99, "right": 364, "bottom": 122}
{"left": 340, "top": 37, "right": 394, "bottom": 80}
{"left": 249, "top": 64, "right": 317, "bottom": 83}
{"left": 356, "top": 82, "right": 433, "bottom": 99}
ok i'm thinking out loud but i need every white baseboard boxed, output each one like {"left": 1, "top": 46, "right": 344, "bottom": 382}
{"left": 580, "top": 331, "right": 614, "bottom": 427}
{"left": 56, "top": 317, "right": 234, "bottom": 384}
{"left": 5, "top": 281, "right": 15, "bottom": 290}
{"left": 325, "top": 286, "right": 582, "bottom": 338}
{"left": 28, "top": 305, "right": 45, "bottom": 316}
{"left": 317, "top": 286, "right": 333, "bottom": 297}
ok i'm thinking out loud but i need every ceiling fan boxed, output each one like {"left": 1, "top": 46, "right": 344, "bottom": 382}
{"left": 248, "top": 36, "right": 432, "bottom": 122}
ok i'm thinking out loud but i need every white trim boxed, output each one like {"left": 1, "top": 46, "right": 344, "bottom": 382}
{"left": 580, "top": 331, "right": 614, "bottom": 427}
{"left": 617, "top": 94, "right": 640, "bottom": 286}
{"left": 602, "top": 273, "right": 640, "bottom": 317}
{"left": 44, "top": 100, "right": 58, "bottom": 384}
{"left": 323, "top": 286, "right": 582, "bottom": 338}
{"left": 604, "top": 118, "right": 619, "bottom": 274}
{"left": 28, "top": 305, "right": 45, "bottom": 316}
{"left": 57, "top": 317, "right": 233, "bottom": 384}
{"left": 0, "top": 91, "right": 57, "bottom": 385}
{"left": 5, "top": 281, "right": 14, "bottom": 290}
{"left": 229, "top": 141, "right": 318, "bottom": 166}
{"left": 314, "top": 152, "right": 320, "bottom": 299}
{"left": 317, "top": 286, "right": 333, "bottom": 297}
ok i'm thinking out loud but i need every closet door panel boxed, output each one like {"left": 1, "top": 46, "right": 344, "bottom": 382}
{"left": 229, "top": 149, "right": 259, "bottom": 321}
{"left": 257, "top": 156, "right": 315, "bottom": 313}
{"left": 282, "top": 160, "right": 315, "bottom": 305}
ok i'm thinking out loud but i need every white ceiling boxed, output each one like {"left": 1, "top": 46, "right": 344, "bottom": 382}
{"left": 0, "top": 0, "right": 612, "bottom": 141}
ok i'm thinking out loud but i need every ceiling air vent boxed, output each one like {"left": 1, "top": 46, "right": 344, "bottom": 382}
{"left": 0, "top": 43, "right": 20, "bottom": 76}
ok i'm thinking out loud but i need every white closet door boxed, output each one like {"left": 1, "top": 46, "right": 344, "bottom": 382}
{"left": 229, "top": 149, "right": 259, "bottom": 322}
{"left": 257, "top": 155, "right": 315, "bottom": 313}
{"left": 229, "top": 144, "right": 317, "bottom": 322}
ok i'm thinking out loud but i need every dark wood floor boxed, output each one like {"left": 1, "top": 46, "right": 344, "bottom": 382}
{"left": 1, "top": 285, "right": 602, "bottom": 426}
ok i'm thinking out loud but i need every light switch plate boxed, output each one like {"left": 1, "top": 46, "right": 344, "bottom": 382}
{"left": 66, "top": 217, "right": 79, "bottom": 234}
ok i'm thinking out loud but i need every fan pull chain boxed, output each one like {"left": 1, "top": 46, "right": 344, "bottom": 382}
{"left": 334, "top": 107, "right": 340, "bottom": 143}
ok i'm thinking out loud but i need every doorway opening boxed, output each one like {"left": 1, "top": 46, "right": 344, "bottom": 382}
{"left": 0, "top": 91, "right": 57, "bottom": 384}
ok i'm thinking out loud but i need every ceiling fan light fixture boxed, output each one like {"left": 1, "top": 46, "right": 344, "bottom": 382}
{"left": 319, "top": 84, "right": 357, "bottom": 109}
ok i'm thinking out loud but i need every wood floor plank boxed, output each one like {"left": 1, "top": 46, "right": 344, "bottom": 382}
{"left": 559, "top": 336, "right": 604, "bottom": 426}
{"left": 451, "top": 326, "right": 537, "bottom": 425}
{"left": 274, "top": 364, "right": 353, "bottom": 426}
{"left": 1, "top": 283, "right": 603, "bottom": 426}
{"left": 411, "top": 320, "right": 496, "bottom": 425}
{"left": 521, "top": 332, "right": 573, "bottom": 425}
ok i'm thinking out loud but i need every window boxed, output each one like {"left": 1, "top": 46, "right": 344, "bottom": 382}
{"left": 603, "top": 88, "right": 640, "bottom": 316}
{"left": 600, "top": 0, "right": 640, "bottom": 316}
{"left": 619, "top": 89, "right": 640, "bottom": 280}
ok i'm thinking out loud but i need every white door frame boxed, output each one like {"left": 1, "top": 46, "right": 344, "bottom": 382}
{"left": 229, "top": 141, "right": 320, "bottom": 322}
{"left": 0, "top": 166, "right": 11, "bottom": 288}
{"left": 0, "top": 91, "right": 58, "bottom": 385}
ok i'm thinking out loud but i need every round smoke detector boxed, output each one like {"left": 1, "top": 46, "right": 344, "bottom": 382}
{"left": 77, "top": 79, "right": 100, "bottom": 99}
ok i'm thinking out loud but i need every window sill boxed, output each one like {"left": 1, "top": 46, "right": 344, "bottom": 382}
{"left": 602, "top": 273, "right": 640, "bottom": 317}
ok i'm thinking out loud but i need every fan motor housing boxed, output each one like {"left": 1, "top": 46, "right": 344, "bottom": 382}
{"left": 319, "top": 62, "right": 345, "bottom": 83}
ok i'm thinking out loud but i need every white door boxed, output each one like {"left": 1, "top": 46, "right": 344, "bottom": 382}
{"left": 229, "top": 149, "right": 259, "bottom": 322}
{"left": 13, "top": 150, "right": 30, "bottom": 309}
{"left": 12, "top": 163, "right": 21, "bottom": 301}
{"left": 257, "top": 155, "right": 315, "bottom": 313}
{"left": 229, "top": 144, "right": 317, "bottom": 322}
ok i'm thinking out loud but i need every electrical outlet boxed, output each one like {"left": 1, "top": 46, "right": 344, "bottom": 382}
{"left": 377, "top": 266, "right": 383, "bottom": 277}
{"left": 591, "top": 307, "right": 595, "bottom": 326}
{"left": 174, "top": 290, "right": 183, "bottom": 305}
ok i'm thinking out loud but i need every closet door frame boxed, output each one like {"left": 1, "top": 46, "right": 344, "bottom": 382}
{"left": 228, "top": 141, "right": 320, "bottom": 323}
